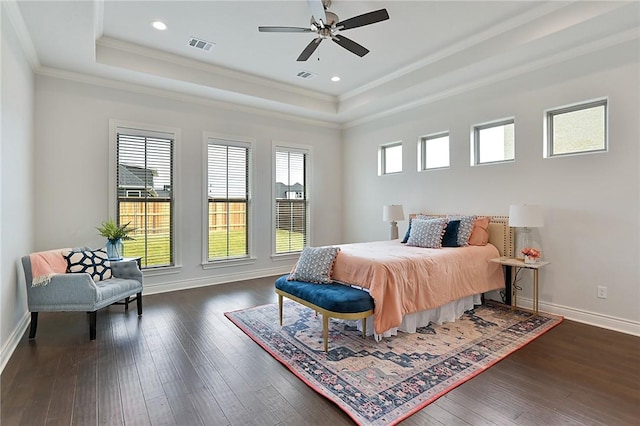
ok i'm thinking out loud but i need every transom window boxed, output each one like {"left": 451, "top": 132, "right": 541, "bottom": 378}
{"left": 379, "top": 142, "right": 403, "bottom": 175}
{"left": 472, "top": 119, "right": 515, "bottom": 165}
{"left": 419, "top": 133, "right": 450, "bottom": 170}
{"left": 545, "top": 99, "right": 607, "bottom": 157}
{"left": 206, "top": 138, "right": 250, "bottom": 261}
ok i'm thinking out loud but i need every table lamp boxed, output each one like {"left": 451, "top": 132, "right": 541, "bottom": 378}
{"left": 383, "top": 204, "right": 405, "bottom": 240}
{"left": 509, "top": 204, "right": 544, "bottom": 259}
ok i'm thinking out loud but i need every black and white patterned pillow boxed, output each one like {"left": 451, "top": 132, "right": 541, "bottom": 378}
{"left": 406, "top": 217, "right": 449, "bottom": 248}
{"left": 288, "top": 246, "right": 341, "bottom": 284}
{"left": 64, "top": 248, "right": 112, "bottom": 282}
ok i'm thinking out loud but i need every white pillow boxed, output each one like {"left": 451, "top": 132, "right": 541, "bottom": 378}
{"left": 288, "top": 246, "right": 341, "bottom": 283}
{"left": 406, "top": 218, "right": 449, "bottom": 249}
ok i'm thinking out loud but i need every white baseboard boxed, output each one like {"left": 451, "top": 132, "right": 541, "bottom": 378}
{"left": 143, "top": 265, "right": 291, "bottom": 296}
{"left": 0, "top": 311, "right": 30, "bottom": 374}
{"left": 515, "top": 297, "right": 640, "bottom": 337}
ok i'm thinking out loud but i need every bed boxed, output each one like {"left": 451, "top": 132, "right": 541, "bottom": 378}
{"left": 332, "top": 214, "right": 514, "bottom": 338}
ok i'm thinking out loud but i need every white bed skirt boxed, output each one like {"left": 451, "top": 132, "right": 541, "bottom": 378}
{"left": 346, "top": 293, "right": 482, "bottom": 341}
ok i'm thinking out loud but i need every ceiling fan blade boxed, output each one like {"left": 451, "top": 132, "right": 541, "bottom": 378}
{"left": 297, "top": 38, "right": 322, "bottom": 61}
{"left": 338, "top": 9, "right": 389, "bottom": 31}
{"left": 332, "top": 35, "right": 369, "bottom": 57}
{"left": 306, "top": 0, "right": 327, "bottom": 26}
{"left": 258, "top": 26, "right": 313, "bottom": 33}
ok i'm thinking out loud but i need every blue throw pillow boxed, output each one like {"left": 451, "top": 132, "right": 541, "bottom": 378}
{"left": 288, "top": 246, "right": 340, "bottom": 284}
{"left": 442, "top": 220, "right": 461, "bottom": 247}
{"left": 401, "top": 218, "right": 412, "bottom": 243}
{"left": 448, "top": 215, "right": 476, "bottom": 247}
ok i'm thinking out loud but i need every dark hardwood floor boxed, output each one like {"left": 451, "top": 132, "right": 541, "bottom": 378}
{"left": 2, "top": 275, "right": 639, "bottom": 425}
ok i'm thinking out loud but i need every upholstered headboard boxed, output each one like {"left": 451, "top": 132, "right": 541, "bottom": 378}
{"left": 409, "top": 214, "right": 514, "bottom": 258}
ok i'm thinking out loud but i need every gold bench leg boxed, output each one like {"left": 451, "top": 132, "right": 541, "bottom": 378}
{"left": 323, "top": 315, "right": 329, "bottom": 353}
{"left": 362, "top": 316, "right": 367, "bottom": 339}
{"left": 278, "top": 294, "right": 283, "bottom": 326}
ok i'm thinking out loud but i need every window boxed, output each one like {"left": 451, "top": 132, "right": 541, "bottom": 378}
{"left": 113, "top": 123, "right": 178, "bottom": 269}
{"left": 545, "top": 99, "right": 607, "bottom": 157}
{"left": 419, "top": 133, "right": 450, "bottom": 170}
{"left": 472, "top": 119, "right": 515, "bottom": 165}
{"left": 379, "top": 142, "right": 403, "bottom": 175}
{"left": 206, "top": 138, "right": 251, "bottom": 261}
{"left": 274, "top": 146, "right": 309, "bottom": 254}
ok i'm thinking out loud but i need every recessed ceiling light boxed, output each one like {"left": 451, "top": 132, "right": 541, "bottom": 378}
{"left": 152, "top": 21, "right": 167, "bottom": 31}
{"left": 331, "top": 76, "right": 341, "bottom": 82}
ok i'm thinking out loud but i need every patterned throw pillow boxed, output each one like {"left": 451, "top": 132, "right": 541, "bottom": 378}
{"left": 64, "top": 248, "right": 112, "bottom": 282}
{"left": 288, "top": 246, "right": 341, "bottom": 284}
{"left": 448, "top": 215, "right": 477, "bottom": 247}
{"left": 402, "top": 214, "right": 443, "bottom": 243}
{"left": 406, "top": 218, "right": 449, "bottom": 249}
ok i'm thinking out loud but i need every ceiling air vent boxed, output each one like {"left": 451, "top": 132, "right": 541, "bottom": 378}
{"left": 296, "top": 70, "right": 317, "bottom": 80}
{"left": 188, "top": 37, "right": 215, "bottom": 52}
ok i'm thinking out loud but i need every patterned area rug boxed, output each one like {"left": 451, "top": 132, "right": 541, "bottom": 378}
{"left": 225, "top": 301, "right": 563, "bottom": 426}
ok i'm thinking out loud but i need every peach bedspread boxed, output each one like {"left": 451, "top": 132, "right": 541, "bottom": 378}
{"left": 332, "top": 240, "right": 504, "bottom": 334}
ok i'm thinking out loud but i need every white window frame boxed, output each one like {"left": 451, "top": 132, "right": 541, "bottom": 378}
{"left": 471, "top": 118, "right": 515, "bottom": 166}
{"left": 418, "top": 132, "right": 450, "bottom": 171}
{"left": 202, "top": 132, "right": 255, "bottom": 269}
{"left": 272, "top": 141, "right": 312, "bottom": 258}
{"left": 544, "top": 98, "right": 608, "bottom": 158}
{"left": 378, "top": 141, "right": 403, "bottom": 175}
{"left": 109, "top": 119, "right": 182, "bottom": 276}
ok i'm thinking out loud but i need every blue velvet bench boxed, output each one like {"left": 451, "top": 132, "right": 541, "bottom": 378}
{"left": 275, "top": 275, "right": 375, "bottom": 352}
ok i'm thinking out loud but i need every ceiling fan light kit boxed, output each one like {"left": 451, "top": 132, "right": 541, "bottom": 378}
{"left": 258, "top": 0, "right": 389, "bottom": 61}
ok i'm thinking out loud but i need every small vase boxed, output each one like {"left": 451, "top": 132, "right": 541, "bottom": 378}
{"left": 524, "top": 255, "right": 537, "bottom": 264}
{"left": 106, "top": 238, "right": 123, "bottom": 260}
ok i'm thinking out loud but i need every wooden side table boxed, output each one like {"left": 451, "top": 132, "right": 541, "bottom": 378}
{"left": 490, "top": 257, "right": 550, "bottom": 314}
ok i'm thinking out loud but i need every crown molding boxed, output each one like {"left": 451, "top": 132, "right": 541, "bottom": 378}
{"left": 96, "top": 36, "right": 336, "bottom": 104}
{"left": 34, "top": 66, "right": 341, "bottom": 130}
{"left": 340, "top": 1, "right": 571, "bottom": 103}
{"left": 2, "top": 0, "right": 40, "bottom": 69}
{"left": 343, "top": 28, "right": 639, "bottom": 129}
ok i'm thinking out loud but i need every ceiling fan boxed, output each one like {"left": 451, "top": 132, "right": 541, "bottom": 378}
{"left": 258, "top": 0, "right": 389, "bottom": 61}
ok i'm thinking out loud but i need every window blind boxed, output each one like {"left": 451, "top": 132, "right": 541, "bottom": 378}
{"left": 275, "top": 149, "right": 307, "bottom": 254}
{"left": 207, "top": 143, "right": 249, "bottom": 260}
{"left": 116, "top": 133, "right": 174, "bottom": 268}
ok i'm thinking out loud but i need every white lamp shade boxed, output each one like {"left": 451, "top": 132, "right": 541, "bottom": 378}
{"left": 383, "top": 204, "right": 405, "bottom": 222}
{"left": 509, "top": 204, "right": 544, "bottom": 228}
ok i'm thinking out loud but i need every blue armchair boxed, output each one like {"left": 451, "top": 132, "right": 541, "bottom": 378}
{"left": 21, "top": 254, "right": 143, "bottom": 340}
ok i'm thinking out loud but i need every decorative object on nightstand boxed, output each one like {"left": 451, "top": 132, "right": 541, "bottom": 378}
{"left": 509, "top": 204, "right": 544, "bottom": 260}
{"left": 96, "top": 219, "right": 136, "bottom": 260}
{"left": 521, "top": 247, "right": 541, "bottom": 264}
{"left": 490, "top": 257, "right": 550, "bottom": 315}
{"left": 383, "top": 204, "right": 405, "bottom": 240}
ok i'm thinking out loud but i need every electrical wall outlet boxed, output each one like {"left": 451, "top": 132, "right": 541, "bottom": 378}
{"left": 597, "top": 286, "right": 608, "bottom": 299}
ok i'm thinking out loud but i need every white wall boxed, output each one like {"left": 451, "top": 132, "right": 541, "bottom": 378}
{"left": 33, "top": 75, "right": 343, "bottom": 293}
{"left": 342, "top": 40, "right": 640, "bottom": 334}
{"left": 1, "top": 8, "right": 35, "bottom": 370}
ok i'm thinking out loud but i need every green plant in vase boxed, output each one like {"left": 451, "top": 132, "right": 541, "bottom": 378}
{"left": 96, "top": 219, "right": 135, "bottom": 260}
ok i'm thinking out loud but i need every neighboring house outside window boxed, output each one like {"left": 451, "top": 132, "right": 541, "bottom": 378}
{"left": 274, "top": 144, "right": 309, "bottom": 255}
{"left": 110, "top": 120, "right": 180, "bottom": 270}
{"left": 206, "top": 135, "right": 251, "bottom": 262}
{"left": 545, "top": 99, "right": 607, "bottom": 157}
